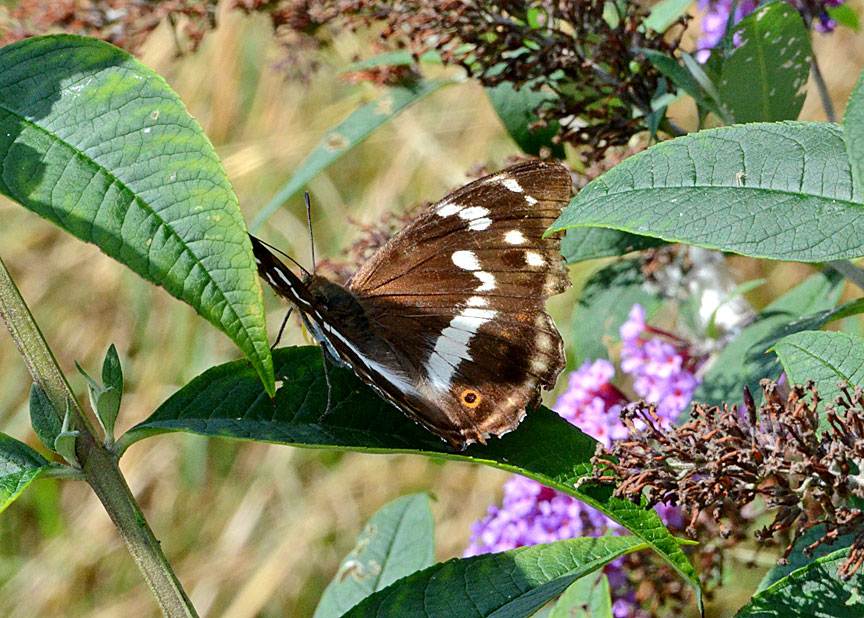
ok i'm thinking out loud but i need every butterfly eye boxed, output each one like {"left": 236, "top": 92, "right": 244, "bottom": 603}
{"left": 460, "top": 389, "right": 482, "bottom": 408}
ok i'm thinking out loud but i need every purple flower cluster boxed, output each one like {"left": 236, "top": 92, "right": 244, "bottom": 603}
{"left": 464, "top": 304, "right": 698, "bottom": 613}
{"left": 463, "top": 475, "right": 611, "bottom": 558}
{"left": 620, "top": 305, "right": 699, "bottom": 421}
{"left": 696, "top": 0, "right": 757, "bottom": 62}
{"left": 697, "top": 0, "right": 845, "bottom": 62}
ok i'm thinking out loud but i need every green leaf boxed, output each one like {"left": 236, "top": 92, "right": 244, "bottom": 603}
{"left": 123, "top": 346, "right": 701, "bottom": 604}
{"left": 561, "top": 227, "right": 665, "bottom": 263}
{"left": 0, "top": 433, "right": 51, "bottom": 514}
{"left": 102, "top": 344, "right": 123, "bottom": 396}
{"left": 681, "top": 51, "right": 731, "bottom": 123}
{"left": 343, "top": 536, "right": 648, "bottom": 618}
{"left": 548, "top": 571, "right": 613, "bottom": 618}
{"left": 736, "top": 546, "right": 864, "bottom": 617}
{"left": 641, "top": 49, "right": 721, "bottom": 118}
{"left": 549, "top": 122, "right": 864, "bottom": 262}
{"left": 248, "top": 79, "right": 453, "bottom": 232}
{"left": 643, "top": 0, "right": 694, "bottom": 33}
{"left": 774, "top": 330, "right": 864, "bottom": 420}
{"left": 314, "top": 493, "right": 435, "bottom": 618}
{"left": 692, "top": 270, "right": 844, "bottom": 408}
{"left": 571, "top": 259, "right": 663, "bottom": 368}
{"left": 827, "top": 4, "right": 859, "bottom": 30}
{"left": 29, "top": 383, "right": 61, "bottom": 452}
{"left": 0, "top": 35, "right": 273, "bottom": 395}
{"left": 95, "top": 387, "right": 121, "bottom": 442}
{"left": 485, "top": 81, "right": 564, "bottom": 158}
{"left": 54, "top": 402, "right": 79, "bottom": 468}
{"left": 718, "top": 2, "right": 811, "bottom": 123}
{"left": 844, "top": 67, "right": 864, "bottom": 194}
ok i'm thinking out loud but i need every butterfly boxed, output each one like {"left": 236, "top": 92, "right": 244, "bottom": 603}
{"left": 251, "top": 160, "right": 571, "bottom": 450}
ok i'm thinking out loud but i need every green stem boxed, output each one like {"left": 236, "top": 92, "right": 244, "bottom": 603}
{"left": 0, "top": 255, "right": 198, "bottom": 618}
{"left": 828, "top": 260, "right": 864, "bottom": 293}
{"left": 810, "top": 51, "right": 836, "bottom": 123}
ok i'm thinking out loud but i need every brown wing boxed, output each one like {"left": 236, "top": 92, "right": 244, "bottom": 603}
{"left": 346, "top": 160, "right": 572, "bottom": 448}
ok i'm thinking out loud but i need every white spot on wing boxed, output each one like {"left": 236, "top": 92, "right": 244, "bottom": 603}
{"left": 530, "top": 357, "right": 548, "bottom": 373}
{"left": 474, "top": 271, "right": 496, "bottom": 291}
{"left": 504, "top": 230, "right": 526, "bottom": 245}
{"left": 502, "top": 177, "right": 523, "bottom": 193}
{"left": 536, "top": 333, "right": 553, "bottom": 352}
{"left": 437, "top": 202, "right": 463, "bottom": 217}
{"left": 466, "top": 296, "right": 488, "bottom": 307}
{"left": 525, "top": 195, "right": 538, "bottom": 205}
{"left": 427, "top": 307, "right": 497, "bottom": 389}
{"left": 460, "top": 206, "right": 492, "bottom": 231}
{"left": 452, "top": 250, "right": 481, "bottom": 271}
{"left": 525, "top": 251, "right": 545, "bottom": 267}
{"left": 459, "top": 206, "right": 489, "bottom": 220}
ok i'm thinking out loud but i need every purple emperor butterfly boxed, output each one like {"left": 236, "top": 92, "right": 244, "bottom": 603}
{"left": 251, "top": 160, "right": 571, "bottom": 450}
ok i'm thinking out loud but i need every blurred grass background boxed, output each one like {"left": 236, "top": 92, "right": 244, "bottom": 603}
{"left": 1, "top": 2, "right": 864, "bottom": 616}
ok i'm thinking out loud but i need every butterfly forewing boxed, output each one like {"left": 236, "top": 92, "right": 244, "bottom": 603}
{"left": 344, "top": 161, "right": 572, "bottom": 448}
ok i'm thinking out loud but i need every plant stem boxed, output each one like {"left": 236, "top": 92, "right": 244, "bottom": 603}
{"left": 810, "top": 53, "right": 836, "bottom": 123}
{"left": 0, "top": 255, "right": 198, "bottom": 618}
{"left": 828, "top": 260, "right": 864, "bottom": 293}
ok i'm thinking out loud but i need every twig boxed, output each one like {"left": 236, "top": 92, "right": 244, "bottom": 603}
{"left": 0, "top": 255, "right": 198, "bottom": 618}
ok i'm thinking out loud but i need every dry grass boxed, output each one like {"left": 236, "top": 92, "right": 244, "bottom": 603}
{"left": 1, "top": 3, "right": 863, "bottom": 617}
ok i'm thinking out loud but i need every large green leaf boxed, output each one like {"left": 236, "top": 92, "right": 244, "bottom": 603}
{"left": 774, "top": 330, "right": 864, "bottom": 417}
{"left": 718, "top": 2, "right": 810, "bottom": 124}
{"left": 561, "top": 227, "right": 665, "bottom": 263}
{"left": 0, "top": 433, "right": 52, "bottom": 514}
{"left": 343, "top": 536, "right": 648, "bottom": 618}
{"left": 571, "top": 259, "right": 663, "bottom": 368}
{"left": 549, "top": 122, "right": 864, "bottom": 262}
{"left": 844, "top": 67, "right": 864, "bottom": 193}
{"left": 248, "top": 79, "right": 452, "bottom": 232}
{"left": 313, "top": 493, "right": 435, "bottom": 618}
{"left": 0, "top": 35, "right": 273, "bottom": 394}
{"left": 122, "top": 346, "right": 701, "bottom": 604}
{"left": 692, "top": 271, "right": 844, "bottom": 408}
{"left": 736, "top": 546, "right": 864, "bottom": 617}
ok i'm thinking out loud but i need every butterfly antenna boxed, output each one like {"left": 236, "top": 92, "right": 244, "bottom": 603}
{"left": 271, "top": 306, "right": 293, "bottom": 351}
{"left": 305, "top": 192, "right": 317, "bottom": 275}
{"left": 253, "top": 236, "right": 312, "bottom": 279}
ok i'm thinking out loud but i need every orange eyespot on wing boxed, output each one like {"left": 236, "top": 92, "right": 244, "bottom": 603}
{"left": 461, "top": 389, "right": 482, "bottom": 408}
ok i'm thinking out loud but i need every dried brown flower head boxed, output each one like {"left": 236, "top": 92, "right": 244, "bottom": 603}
{"left": 0, "top": 0, "right": 218, "bottom": 53}
{"left": 587, "top": 379, "right": 864, "bottom": 579}
{"left": 235, "top": 0, "right": 687, "bottom": 159}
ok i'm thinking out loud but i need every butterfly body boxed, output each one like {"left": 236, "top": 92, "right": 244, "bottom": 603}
{"left": 252, "top": 161, "right": 571, "bottom": 450}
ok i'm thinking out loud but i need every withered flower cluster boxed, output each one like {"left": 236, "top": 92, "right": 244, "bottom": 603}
{"left": 589, "top": 379, "right": 864, "bottom": 579}
{"left": 281, "top": 0, "right": 687, "bottom": 156}
{"left": 0, "top": 0, "right": 218, "bottom": 53}
{"left": 3, "top": 1, "right": 686, "bottom": 158}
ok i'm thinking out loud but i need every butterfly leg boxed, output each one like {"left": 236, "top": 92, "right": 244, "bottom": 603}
{"left": 317, "top": 345, "right": 334, "bottom": 421}
{"left": 271, "top": 306, "right": 294, "bottom": 351}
